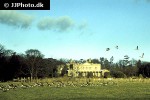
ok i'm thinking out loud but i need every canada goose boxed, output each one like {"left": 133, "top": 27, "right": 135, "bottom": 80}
{"left": 140, "top": 53, "right": 144, "bottom": 58}
{"left": 2, "top": 88, "right": 9, "bottom": 92}
{"left": 106, "top": 48, "right": 110, "bottom": 51}
{"left": 115, "top": 46, "right": 118, "bottom": 49}
{"left": 135, "top": 46, "right": 139, "bottom": 50}
{"left": 20, "top": 83, "right": 28, "bottom": 89}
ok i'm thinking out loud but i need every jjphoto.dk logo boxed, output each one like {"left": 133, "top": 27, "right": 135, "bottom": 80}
{"left": 4, "top": 2, "right": 44, "bottom": 8}
{"left": 1, "top": 0, "right": 50, "bottom": 10}
{"left": 4, "top": 3, "right": 9, "bottom": 8}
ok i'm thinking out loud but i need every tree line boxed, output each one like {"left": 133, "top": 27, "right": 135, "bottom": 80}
{"left": 0, "top": 44, "right": 150, "bottom": 81}
{"left": 0, "top": 44, "right": 67, "bottom": 82}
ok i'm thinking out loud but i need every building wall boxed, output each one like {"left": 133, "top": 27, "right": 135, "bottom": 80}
{"left": 67, "top": 62, "right": 106, "bottom": 77}
{"left": 76, "top": 62, "right": 101, "bottom": 72}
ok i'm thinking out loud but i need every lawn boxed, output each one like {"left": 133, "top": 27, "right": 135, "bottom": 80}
{"left": 0, "top": 78, "right": 150, "bottom": 100}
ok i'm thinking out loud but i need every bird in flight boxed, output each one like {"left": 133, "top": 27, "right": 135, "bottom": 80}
{"left": 115, "top": 45, "right": 118, "bottom": 49}
{"left": 106, "top": 48, "right": 110, "bottom": 51}
{"left": 135, "top": 46, "right": 139, "bottom": 50}
{"left": 140, "top": 53, "right": 144, "bottom": 58}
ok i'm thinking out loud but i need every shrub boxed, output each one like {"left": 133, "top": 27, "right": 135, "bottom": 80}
{"left": 104, "top": 72, "right": 111, "bottom": 78}
{"left": 111, "top": 70, "right": 126, "bottom": 78}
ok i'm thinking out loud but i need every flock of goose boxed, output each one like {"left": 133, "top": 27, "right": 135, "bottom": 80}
{"left": 106, "top": 46, "right": 144, "bottom": 58}
{"left": 0, "top": 80, "right": 118, "bottom": 92}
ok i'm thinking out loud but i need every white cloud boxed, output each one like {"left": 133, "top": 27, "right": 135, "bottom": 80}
{"left": 78, "top": 21, "right": 88, "bottom": 30}
{"left": 37, "top": 16, "right": 74, "bottom": 32}
{"left": 0, "top": 10, "right": 34, "bottom": 28}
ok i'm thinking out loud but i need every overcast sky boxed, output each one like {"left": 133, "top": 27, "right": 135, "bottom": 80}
{"left": 0, "top": 0, "right": 150, "bottom": 62}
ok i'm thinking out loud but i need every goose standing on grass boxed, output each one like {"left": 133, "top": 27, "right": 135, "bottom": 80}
{"left": 2, "top": 88, "right": 9, "bottom": 92}
{"left": 20, "top": 83, "right": 28, "bottom": 89}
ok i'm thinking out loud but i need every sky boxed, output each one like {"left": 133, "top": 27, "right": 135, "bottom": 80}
{"left": 0, "top": 0, "right": 150, "bottom": 62}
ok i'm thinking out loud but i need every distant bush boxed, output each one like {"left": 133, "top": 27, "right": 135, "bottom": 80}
{"left": 111, "top": 70, "right": 126, "bottom": 78}
{"left": 104, "top": 72, "right": 111, "bottom": 78}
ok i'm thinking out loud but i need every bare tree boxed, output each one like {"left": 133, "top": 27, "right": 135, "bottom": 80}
{"left": 0, "top": 44, "right": 5, "bottom": 57}
{"left": 4, "top": 49, "right": 15, "bottom": 57}
{"left": 25, "top": 49, "right": 44, "bottom": 81}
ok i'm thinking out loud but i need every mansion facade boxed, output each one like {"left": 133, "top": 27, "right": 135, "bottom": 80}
{"left": 67, "top": 60, "right": 109, "bottom": 77}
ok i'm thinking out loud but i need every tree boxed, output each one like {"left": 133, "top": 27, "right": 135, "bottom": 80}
{"left": 139, "top": 63, "right": 150, "bottom": 77}
{"left": 110, "top": 56, "right": 114, "bottom": 68}
{"left": 104, "top": 58, "right": 110, "bottom": 69}
{"left": 130, "top": 58, "right": 137, "bottom": 66}
{"left": 15, "top": 54, "right": 29, "bottom": 78}
{"left": 137, "top": 60, "right": 141, "bottom": 68}
{"left": 0, "top": 44, "right": 5, "bottom": 57}
{"left": 4, "top": 49, "right": 15, "bottom": 57}
{"left": 110, "top": 70, "right": 126, "bottom": 78}
{"left": 91, "top": 59, "right": 100, "bottom": 64}
{"left": 118, "top": 60, "right": 124, "bottom": 69}
{"left": 0, "top": 55, "right": 7, "bottom": 81}
{"left": 25, "top": 49, "right": 44, "bottom": 81}
{"left": 100, "top": 57, "right": 104, "bottom": 68}
{"left": 0, "top": 44, "right": 7, "bottom": 81}
{"left": 8, "top": 54, "right": 21, "bottom": 79}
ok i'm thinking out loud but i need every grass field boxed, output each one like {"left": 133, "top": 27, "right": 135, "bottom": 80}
{"left": 0, "top": 78, "right": 150, "bottom": 100}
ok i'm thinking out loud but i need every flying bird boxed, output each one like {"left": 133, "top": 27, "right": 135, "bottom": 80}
{"left": 115, "top": 46, "right": 118, "bottom": 49}
{"left": 106, "top": 48, "right": 110, "bottom": 51}
{"left": 140, "top": 53, "right": 144, "bottom": 58}
{"left": 124, "top": 55, "right": 129, "bottom": 59}
{"left": 135, "top": 46, "right": 139, "bottom": 50}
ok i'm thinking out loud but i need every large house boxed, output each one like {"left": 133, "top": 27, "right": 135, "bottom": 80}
{"left": 67, "top": 59, "right": 109, "bottom": 77}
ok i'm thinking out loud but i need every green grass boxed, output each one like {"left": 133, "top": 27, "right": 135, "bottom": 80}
{"left": 0, "top": 78, "right": 150, "bottom": 100}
